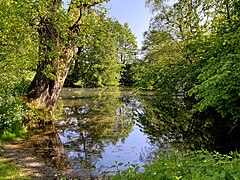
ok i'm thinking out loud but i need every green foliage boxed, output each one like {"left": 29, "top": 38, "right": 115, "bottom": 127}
{"left": 188, "top": 14, "right": 240, "bottom": 120}
{"left": 120, "top": 64, "right": 135, "bottom": 86}
{"left": 66, "top": 12, "right": 120, "bottom": 87}
{"left": 0, "top": 0, "right": 38, "bottom": 89}
{"left": 23, "top": 102, "right": 55, "bottom": 129}
{"left": 0, "top": 157, "right": 29, "bottom": 180}
{"left": 66, "top": 9, "right": 137, "bottom": 87}
{"left": 0, "top": 0, "right": 38, "bottom": 138}
{"left": 136, "top": 0, "right": 240, "bottom": 124}
{"left": 113, "top": 150, "right": 240, "bottom": 180}
{"left": 112, "top": 21, "right": 138, "bottom": 86}
{"left": 112, "top": 22, "right": 138, "bottom": 65}
{"left": 133, "top": 29, "right": 188, "bottom": 94}
{"left": 0, "top": 94, "right": 26, "bottom": 141}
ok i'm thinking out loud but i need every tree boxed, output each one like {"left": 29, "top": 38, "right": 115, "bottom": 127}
{"left": 134, "top": 0, "right": 206, "bottom": 92}
{"left": 112, "top": 21, "right": 137, "bottom": 65}
{"left": 189, "top": 0, "right": 240, "bottom": 121}
{"left": 133, "top": 28, "right": 183, "bottom": 91}
{"left": 65, "top": 15, "right": 137, "bottom": 87}
{"left": 25, "top": 0, "right": 109, "bottom": 112}
{"left": 111, "top": 21, "right": 138, "bottom": 85}
{"left": 142, "top": 0, "right": 240, "bottom": 122}
{"left": 66, "top": 13, "right": 122, "bottom": 87}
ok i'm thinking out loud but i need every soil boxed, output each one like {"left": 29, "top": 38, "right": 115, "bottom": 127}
{"left": 0, "top": 139, "right": 59, "bottom": 179}
{"left": 0, "top": 129, "right": 111, "bottom": 180}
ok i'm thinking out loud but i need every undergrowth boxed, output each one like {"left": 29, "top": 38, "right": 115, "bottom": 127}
{"left": 113, "top": 150, "right": 240, "bottom": 180}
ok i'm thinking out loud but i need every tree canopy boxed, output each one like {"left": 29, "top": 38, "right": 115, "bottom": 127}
{"left": 135, "top": 0, "right": 240, "bottom": 123}
{"left": 65, "top": 12, "right": 137, "bottom": 87}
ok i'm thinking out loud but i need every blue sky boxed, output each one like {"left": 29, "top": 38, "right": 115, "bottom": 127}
{"left": 64, "top": 0, "right": 152, "bottom": 48}
{"left": 105, "top": 0, "right": 152, "bottom": 48}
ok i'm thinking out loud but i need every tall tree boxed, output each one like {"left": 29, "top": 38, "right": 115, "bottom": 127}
{"left": 26, "top": 0, "right": 109, "bottom": 111}
{"left": 66, "top": 15, "right": 137, "bottom": 87}
{"left": 112, "top": 21, "right": 138, "bottom": 85}
{"left": 143, "top": 0, "right": 240, "bottom": 121}
{"left": 112, "top": 21, "right": 137, "bottom": 65}
{"left": 66, "top": 13, "right": 120, "bottom": 87}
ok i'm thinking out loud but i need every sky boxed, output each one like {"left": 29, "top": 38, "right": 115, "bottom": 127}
{"left": 64, "top": 0, "right": 152, "bottom": 48}
{"left": 105, "top": 0, "right": 152, "bottom": 48}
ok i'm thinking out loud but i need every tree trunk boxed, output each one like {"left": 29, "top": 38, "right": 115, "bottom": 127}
{"left": 26, "top": 16, "right": 75, "bottom": 112}
{"left": 25, "top": 0, "right": 103, "bottom": 112}
{"left": 26, "top": 48, "right": 74, "bottom": 111}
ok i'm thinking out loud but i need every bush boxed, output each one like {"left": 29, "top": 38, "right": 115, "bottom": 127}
{"left": 0, "top": 94, "right": 26, "bottom": 141}
{"left": 113, "top": 150, "right": 240, "bottom": 180}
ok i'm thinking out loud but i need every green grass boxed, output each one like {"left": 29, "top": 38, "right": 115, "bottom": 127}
{"left": 0, "top": 157, "right": 30, "bottom": 180}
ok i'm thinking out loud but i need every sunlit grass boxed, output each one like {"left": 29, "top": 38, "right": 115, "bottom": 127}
{"left": 0, "top": 157, "right": 30, "bottom": 180}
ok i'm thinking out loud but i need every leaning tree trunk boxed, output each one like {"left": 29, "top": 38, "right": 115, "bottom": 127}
{"left": 26, "top": 13, "right": 75, "bottom": 112}
{"left": 26, "top": 47, "right": 74, "bottom": 111}
{"left": 26, "top": 0, "right": 101, "bottom": 112}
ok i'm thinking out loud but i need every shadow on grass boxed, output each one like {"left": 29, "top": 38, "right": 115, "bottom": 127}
{"left": 0, "top": 157, "right": 29, "bottom": 180}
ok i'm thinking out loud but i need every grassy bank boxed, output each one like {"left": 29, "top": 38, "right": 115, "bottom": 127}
{"left": 0, "top": 156, "right": 29, "bottom": 180}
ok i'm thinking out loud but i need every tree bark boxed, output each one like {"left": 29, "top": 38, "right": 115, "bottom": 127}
{"left": 26, "top": 47, "right": 74, "bottom": 111}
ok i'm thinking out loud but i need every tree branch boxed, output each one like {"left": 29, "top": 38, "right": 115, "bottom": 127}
{"left": 68, "top": 1, "right": 99, "bottom": 32}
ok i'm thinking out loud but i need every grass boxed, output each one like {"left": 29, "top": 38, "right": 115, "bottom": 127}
{"left": 0, "top": 157, "right": 30, "bottom": 180}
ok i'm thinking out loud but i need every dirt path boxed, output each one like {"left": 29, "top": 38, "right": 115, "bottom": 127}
{"left": 0, "top": 139, "right": 61, "bottom": 179}
{"left": 0, "top": 129, "right": 107, "bottom": 180}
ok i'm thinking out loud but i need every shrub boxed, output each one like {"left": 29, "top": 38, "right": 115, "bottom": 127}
{"left": 113, "top": 150, "right": 240, "bottom": 180}
{"left": 0, "top": 94, "right": 26, "bottom": 141}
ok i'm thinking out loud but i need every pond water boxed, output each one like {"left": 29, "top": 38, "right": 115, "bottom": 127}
{"left": 57, "top": 87, "right": 174, "bottom": 176}
{"left": 57, "top": 87, "right": 240, "bottom": 177}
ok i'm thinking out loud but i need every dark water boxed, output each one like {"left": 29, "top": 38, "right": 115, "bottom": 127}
{"left": 57, "top": 87, "right": 240, "bottom": 176}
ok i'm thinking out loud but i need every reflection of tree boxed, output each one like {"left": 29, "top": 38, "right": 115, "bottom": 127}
{"left": 60, "top": 87, "right": 122, "bottom": 117}
{"left": 137, "top": 95, "right": 240, "bottom": 153}
{"left": 58, "top": 87, "right": 136, "bottom": 170}
{"left": 29, "top": 124, "right": 70, "bottom": 170}
{"left": 90, "top": 87, "right": 122, "bottom": 117}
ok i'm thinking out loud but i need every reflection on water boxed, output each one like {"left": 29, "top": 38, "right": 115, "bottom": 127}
{"left": 57, "top": 87, "right": 162, "bottom": 176}
{"left": 57, "top": 87, "right": 240, "bottom": 177}
{"left": 26, "top": 125, "right": 70, "bottom": 171}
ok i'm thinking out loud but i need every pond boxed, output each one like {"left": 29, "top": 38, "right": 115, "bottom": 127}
{"left": 57, "top": 87, "right": 240, "bottom": 177}
{"left": 57, "top": 87, "right": 175, "bottom": 176}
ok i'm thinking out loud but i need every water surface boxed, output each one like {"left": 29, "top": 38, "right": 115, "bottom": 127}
{"left": 57, "top": 87, "right": 164, "bottom": 176}
{"left": 57, "top": 87, "right": 240, "bottom": 177}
